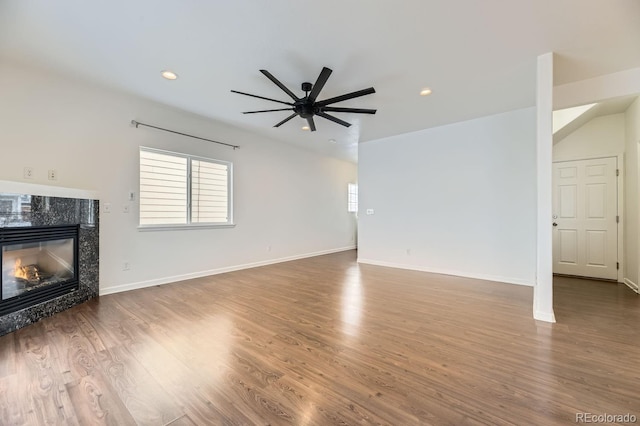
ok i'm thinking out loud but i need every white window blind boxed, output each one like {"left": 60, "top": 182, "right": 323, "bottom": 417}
{"left": 139, "top": 147, "right": 232, "bottom": 227}
{"left": 348, "top": 183, "right": 358, "bottom": 213}
{"left": 191, "top": 159, "right": 229, "bottom": 223}
{"left": 140, "top": 150, "right": 188, "bottom": 225}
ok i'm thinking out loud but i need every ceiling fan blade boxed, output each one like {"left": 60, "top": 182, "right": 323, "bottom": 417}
{"left": 308, "top": 67, "right": 332, "bottom": 103}
{"left": 243, "top": 108, "right": 294, "bottom": 114}
{"left": 322, "top": 107, "right": 377, "bottom": 114}
{"left": 274, "top": 113, "right": 298, "bottom": 128}
{"left": 231, "top": 90, "right": 294, "bottom": 106}
{"left": 260, "top": 70, "right": 299, "bottom": 101}
{"left": 307, "top": 117, "right": 316, "bottom": 132}
{"left": 316, "top": 87, "right": 376, "bottom": 107}
{"left": 316, "top": 112, "right": 351, "bottom": 128}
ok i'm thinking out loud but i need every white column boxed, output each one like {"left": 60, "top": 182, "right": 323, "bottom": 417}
{"left": 534, "top": 52, "right": 556, "bottom": 323}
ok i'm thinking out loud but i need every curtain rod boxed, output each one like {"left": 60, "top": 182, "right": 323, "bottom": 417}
{"left": 131, "top": 120, "right": 240, "bottom": 150}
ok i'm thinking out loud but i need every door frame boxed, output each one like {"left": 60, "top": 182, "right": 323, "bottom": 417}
{"left": 552, "top": 154, "right": 624, "bottom": 283}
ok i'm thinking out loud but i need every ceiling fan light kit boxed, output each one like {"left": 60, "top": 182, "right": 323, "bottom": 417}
{"left": 231, "top": 67, "right": 377, "bottom": 132}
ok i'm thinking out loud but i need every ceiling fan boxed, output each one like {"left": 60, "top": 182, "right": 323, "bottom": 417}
{"left": 231, "top": 67, "right": 376, "bottom": 131}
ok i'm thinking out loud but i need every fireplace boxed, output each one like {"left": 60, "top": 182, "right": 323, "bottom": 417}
{"left": 0, "top": 184, "right": 99, "bottom": 336}
{"left": 0, "top": 225, "right": 79, "bottom": 316}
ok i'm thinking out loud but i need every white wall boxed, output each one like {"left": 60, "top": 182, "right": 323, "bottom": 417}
{"left": 535, "top": 52, "right": 555, "bottom": 322}
{"left": 0, "top": 62, "right": 357, "bottom": 294}
{"left": 358, "top": 107, "right": 537, "bottom": 286}
{"left": 553, "top": 114, "right": 625, "bottom": 161}
{"left": 624, "top": 97, "right": 640, "bottom": 291}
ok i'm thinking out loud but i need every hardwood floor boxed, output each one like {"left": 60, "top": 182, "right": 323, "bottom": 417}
{"left": 0, "top": 250, "right": 638, "bottom": 425}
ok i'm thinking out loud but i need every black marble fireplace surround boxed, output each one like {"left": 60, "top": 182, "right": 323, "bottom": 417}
{"left": 0, "top": 192, "right": 98, "bottom": 336}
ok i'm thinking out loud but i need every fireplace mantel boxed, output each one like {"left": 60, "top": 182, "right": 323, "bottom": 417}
{"left": 0, "top": 180, "right": 99, "bottom": 200}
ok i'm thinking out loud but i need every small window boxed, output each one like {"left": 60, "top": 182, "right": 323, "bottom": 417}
{"left": 348, "top": 183, "right": 358, "bottom": 213}
{"left": 139, "top": 147, "right": 232, "bottom": 228}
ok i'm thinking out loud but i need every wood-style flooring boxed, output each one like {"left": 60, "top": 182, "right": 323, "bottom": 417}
{"left": 0, "top": 250, "right": 638, "bottom": 425}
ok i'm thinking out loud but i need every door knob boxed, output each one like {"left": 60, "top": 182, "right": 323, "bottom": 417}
{"left": 552, "top": 222, "right": 558, "bottom": 227}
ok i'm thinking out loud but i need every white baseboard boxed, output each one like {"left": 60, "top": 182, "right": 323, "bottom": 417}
{"left": 100, "top": 246, "right": 356, "bottom": 296}
{"left": 623, "top": 278, "right": 639, "bottom": 294}
{"left": 534, "top": 310, "right": 556, "bottom": 323}
{"left": 356, "top": 258, "right": 534, "bottom": 287}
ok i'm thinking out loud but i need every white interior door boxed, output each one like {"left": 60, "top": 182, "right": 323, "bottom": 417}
{"left": 552, "top": 157, "right": 618, "bottom": 280}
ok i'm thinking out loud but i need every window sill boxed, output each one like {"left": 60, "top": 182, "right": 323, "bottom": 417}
{"left": 138, "top": 223, "right": 236, "bottom": 232}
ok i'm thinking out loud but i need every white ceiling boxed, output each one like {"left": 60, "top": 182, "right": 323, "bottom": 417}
{"left": 1, "top": 0, "right": 639, "bottom": 162}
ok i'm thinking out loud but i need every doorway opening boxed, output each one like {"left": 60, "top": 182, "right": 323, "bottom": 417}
{"left": 552, "top": 95, "right": 639, "bottom": 292}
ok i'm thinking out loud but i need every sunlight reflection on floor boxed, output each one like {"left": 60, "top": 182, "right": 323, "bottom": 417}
{"left": 341, "top": 265, "right": 363, "bottom": 337}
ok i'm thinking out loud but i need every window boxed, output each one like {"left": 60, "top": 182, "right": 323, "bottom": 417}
{"left": 139, "top": 147, "right": 233, "bottom": 228}
{"left": 347, "top": 183, "right": 358, "bottom": 213}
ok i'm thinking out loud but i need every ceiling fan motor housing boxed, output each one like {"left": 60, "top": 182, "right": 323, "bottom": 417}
{"left": 295, "top": 99, "right": 315, "bottom": 118}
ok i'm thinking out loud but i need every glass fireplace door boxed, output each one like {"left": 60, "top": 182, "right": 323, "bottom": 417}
{"left": 1, "top": 238, "right": 76, "bottom": 300}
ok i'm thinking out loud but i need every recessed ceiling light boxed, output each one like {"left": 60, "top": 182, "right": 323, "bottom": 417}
{"left": 329, "top": 139, "right": 337, "bottom": 144}
{"left": 302, "top": 126, "right": 310, "bottom": 131}
{"left": 420, "top": 88, "right": 432, "bottom": 96}
{"left": 161, "top": 70, "right": 178, "bottom": 80}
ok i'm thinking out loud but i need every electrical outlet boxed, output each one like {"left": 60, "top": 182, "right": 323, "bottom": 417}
{"left": 48, "top": 169, "right": 58, "bottom": 181}
{"left": 123, "top": 262, "right": 130, "bottom": 271}
{"left": 103, "top": 203, "right": 111, "bottom": 213}
{"left": 23, "top": 167, "right": 34, "bottom": 179}
{"left": 267, "top": 245, "right": 272, "bottom": 252}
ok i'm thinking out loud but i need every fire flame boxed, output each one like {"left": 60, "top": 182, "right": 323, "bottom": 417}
{"left": 13, "top": 258, "right": 40, "bottom": 281}
{"left": 14, "top": 258, "right": 26, "bottom": 279}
